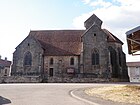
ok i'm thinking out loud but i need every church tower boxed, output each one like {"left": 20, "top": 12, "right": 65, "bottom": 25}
{"left": 82, "top": 14, "right": 109, "bottom": 78}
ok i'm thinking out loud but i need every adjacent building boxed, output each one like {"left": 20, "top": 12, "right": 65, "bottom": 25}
{"left": 126, "top": 26, "right": 140, "bottom": 82}
{"left": 127, "top": 62, "right": 140, "bottom": 82}
{"left": 126, "top": 25, "right": 140, "bottom": 55}
{"left": 0, "top": 56, "right": 11, "bottom": 76}
{"left": 11, "top": 14, "right": 129, "bottom": 82}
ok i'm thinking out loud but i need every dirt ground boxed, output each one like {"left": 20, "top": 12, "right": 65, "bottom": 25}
{"left": 85, "top": 85, "right": 140, "bottom": 104}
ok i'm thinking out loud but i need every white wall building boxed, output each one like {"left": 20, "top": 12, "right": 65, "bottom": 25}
{"left": 127, "top": 62, "right": 140, "bottom": 82}
{"left": 0, "top": 56, "right": 11, "bottom": 77}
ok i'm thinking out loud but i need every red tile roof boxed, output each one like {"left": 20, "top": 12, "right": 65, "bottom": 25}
{"left": 103, "top": 29, "right": 123, "bottom": 44}
{"left": 29, "top": 30, "right": 85, "bottom": 56}
{"left": 0, "top": 59, "right": 11, "bottom": 67}
{"left": 29, "top": 29, "right": 123, "bottom": 56}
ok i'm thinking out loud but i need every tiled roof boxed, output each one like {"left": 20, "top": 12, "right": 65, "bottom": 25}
{"left": 103, "top": 29, "right": 123, "bottom": 44}
{"left": 0, "top": 59, "right": 11, "bottom": 67}
{"left": 127, "top": 62, "right": 140, "bottom": 67}
{"left": 29, "top": 30, "right": 85, "bottom": 56}
{"left": 29, "top": 29, "right": 123, "bottom": 56}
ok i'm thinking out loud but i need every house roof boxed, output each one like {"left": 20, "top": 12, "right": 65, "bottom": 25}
{"left": 0, "top": 59, "right": 11, "bottom": 67}
{"left": 29, "top": 30, "right": 85, "bottom": 56}
{"left": 126, "top": 26, "right": 140, "bottom": 35}
{"left": 126, "top": 26, "right": 140, "bottom": 54}
{"left": 127, "top": 62, "right": 140, "bottom": 67}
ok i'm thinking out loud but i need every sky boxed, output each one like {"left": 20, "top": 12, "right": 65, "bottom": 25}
{"left": 0, "top": 0, "right": 140, "bottom": 62}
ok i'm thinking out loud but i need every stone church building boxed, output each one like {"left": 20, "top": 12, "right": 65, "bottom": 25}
{"left": 11, "top": 14, "right": 129, "bottom": 82}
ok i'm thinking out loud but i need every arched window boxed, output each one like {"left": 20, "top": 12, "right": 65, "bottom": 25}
{"left": 50, "top": 58, "right": 54, "bottom": 65}
{"left": 118, "top": 47, "right": 122, "bottom": 67}
{"left": 92, "top": 49, "right": 99, "bottom": 65}
{"left": 108, "top": 46, "right": 118, "bottom": 78}
{"left": 70, "top": 57, "right": 74, "bottom": 65}
{"left": 24, "top": 51, "right": 32, "bottom": 66}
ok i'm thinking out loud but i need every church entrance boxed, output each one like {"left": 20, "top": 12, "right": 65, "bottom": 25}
{"left": 49, "top": 68, "right": 54, "bottom": 77}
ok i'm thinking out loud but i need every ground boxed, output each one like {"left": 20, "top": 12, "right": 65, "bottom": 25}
{"left": 85, "top": 85, "right": 140, "bottom": 104}
{"left": 0, "top": 83, "right": 98, "bottom": 105}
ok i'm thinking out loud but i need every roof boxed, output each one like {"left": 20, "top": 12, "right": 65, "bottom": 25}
{"left": 127, "top": 62, "right": 140, "bottom": 67}
{"left": 126, "top": 26, "right": 140, "bottom": 54}
{"left": 126, "top": 26, "right": 140, "bottom": 35}
{"left": 28, "top": 29, "right": 123, "bottom": 56}
{"left": 29, "top": 30, "right": 85, "bottom": 56}
{"left": 0, "top": 59, "right": 11, "bottom": 67}
{"left": 103, "top": 29, "right": 123, "bottom": 44}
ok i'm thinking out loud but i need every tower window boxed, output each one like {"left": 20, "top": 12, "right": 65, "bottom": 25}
{"left": 92, "top": 49, "right": 99, "bottom": 65}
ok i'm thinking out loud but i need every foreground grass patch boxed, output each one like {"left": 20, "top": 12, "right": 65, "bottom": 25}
{"left": 85, "top": 85, "right": 140, "bottom": 104}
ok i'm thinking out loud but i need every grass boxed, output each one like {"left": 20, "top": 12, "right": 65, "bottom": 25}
{"left": 85, "top": 85, "right": 140, "bottom": 104}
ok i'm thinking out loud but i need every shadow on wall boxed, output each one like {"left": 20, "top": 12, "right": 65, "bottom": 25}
{"left": 0, "top": 96, "right": 11, "bottom": 105}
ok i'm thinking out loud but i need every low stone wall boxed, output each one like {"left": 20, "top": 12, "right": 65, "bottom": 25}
{"left": 0, "top": 76, "right": 127, "bottom": 83}
{"left": 0, "top": 76, "right": 42, "bottom": 83}
{"left": 47, "top": 77, "right": 108, "bottom": 83}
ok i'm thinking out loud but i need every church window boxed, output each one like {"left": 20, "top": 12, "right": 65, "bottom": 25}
{"left": 50, "top": 58, "right": 54, "bottom": 65}
{"left": 118, "top": 47, "right": 122, "bottom": 67}
{"left": 93, "top": 33, "right": 97, "bottom": 42}
{"left": 92, "top": 49, "right": 99, "bottom": 65}
{"left": 70, "top": 57, "right": 74, "bottom": 65}
{"left": 108, "top": 46, "right": 118, "bottom": 78}
{"left": 24, "top": 51, "right": 32, "bottom": 66}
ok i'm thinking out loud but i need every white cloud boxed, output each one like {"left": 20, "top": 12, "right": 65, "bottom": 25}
{"left": 82, "top": 0, "right": 91, "bottom": 4}
{"left": 73, "top": 0, "right": 140, "bottom": 62}
{"left": 90, "top": 0, "right": 112, "bottom": 8}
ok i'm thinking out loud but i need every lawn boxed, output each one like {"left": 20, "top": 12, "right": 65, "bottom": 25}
{"left": 85, "top": 85, "right": 140, "bottom": 104}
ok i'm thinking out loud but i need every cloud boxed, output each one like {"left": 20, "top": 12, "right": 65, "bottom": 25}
{"left": 90, "top": 0, "right": 112, "bottom": 8}
{"left": 82, "top": 0, "right": 91, "bottom": 4}
{"left": 73, "top": 0, "right": 140, "bottom": 62}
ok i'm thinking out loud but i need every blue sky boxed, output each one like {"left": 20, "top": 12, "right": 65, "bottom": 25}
{"left": 0, "top": 0, "right": 140, "bottom": 62}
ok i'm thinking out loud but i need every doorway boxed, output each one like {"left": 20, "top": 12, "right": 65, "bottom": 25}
{"left": 49, "top": 68, "right": 54, "bottom": 77}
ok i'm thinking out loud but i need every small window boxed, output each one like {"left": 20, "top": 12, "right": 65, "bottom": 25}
{"left": 70, "top": 57, "right": 74, "bottom": 65}
{"left": 94, "top": 33, "right": 96, "bottom": 36}
{"left": 50, "top": 58, "right": 54, "bottom": 65}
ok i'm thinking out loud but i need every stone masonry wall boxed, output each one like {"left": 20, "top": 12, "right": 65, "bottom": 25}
{"left": 82, "top": 25, "right": 109, "bottom": 75}
{"left": 44, "top": 56, "right": 79, "bottom": 78}
{"left": 0, "top": 76, "right": 41, "bottom": 83}
{"left": 11, "top": 36, "right": 44, "bottom": 76}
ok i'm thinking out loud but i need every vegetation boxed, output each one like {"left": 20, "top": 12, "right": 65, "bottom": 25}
{"left": 85, "top": 85, "right": 140, "bottom": 104}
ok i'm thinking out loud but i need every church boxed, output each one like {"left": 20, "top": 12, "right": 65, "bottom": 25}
{"left": 11, "top": 14, "right": 129, "bottom": 82}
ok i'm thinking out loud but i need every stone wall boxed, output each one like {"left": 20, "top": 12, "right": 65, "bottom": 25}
{"left": 82, "top": 23, "right": 109, "bottom": 75}
{"left": 47, "top": 77, "right": 108, "bottom": 83}
{"left": 44, "top": 56, "right": 80, "bottom": 77}
{"left": 0, "top": 76, "right": 42, "bottom": 83}
{"left": 11, "top": 35, "right": 44, "bottom": 76}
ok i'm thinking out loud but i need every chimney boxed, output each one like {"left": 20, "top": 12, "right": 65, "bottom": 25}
{"left": 0, "top": 55, "right": 1, "bottom": 59}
